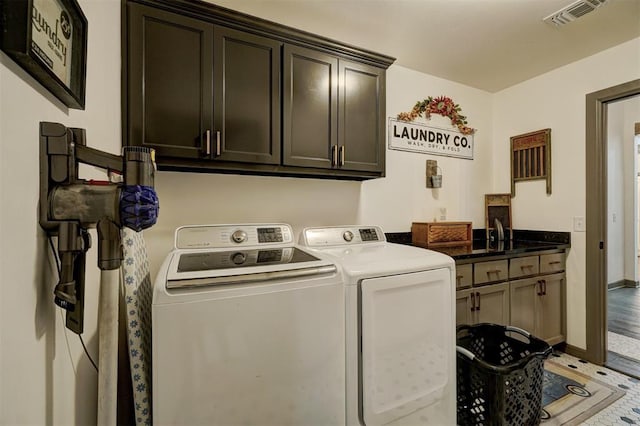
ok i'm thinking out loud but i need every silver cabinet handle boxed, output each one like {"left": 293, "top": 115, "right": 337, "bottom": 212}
{"left": 215, "top": 131, "right": 221, "bottom": 157}
{"left": 339, "top": 145, "right": 345, "bottom": 167}
{"left": 205, "top": 130, "right": 211, "bottom": 156}
{"left": 331, "top": 145, "right": 338, "bottom": 167}
{"left": 470, "top": 292, "right": 476, "bottom": 312}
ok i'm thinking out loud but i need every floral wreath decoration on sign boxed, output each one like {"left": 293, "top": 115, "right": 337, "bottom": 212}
{"left": 397, "top": 96, "right": 476, "bottom": 135}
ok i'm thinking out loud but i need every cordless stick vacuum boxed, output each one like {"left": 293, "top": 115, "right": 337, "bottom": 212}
{"left": 39, "top": 122, "right": 159, "bottom": 426}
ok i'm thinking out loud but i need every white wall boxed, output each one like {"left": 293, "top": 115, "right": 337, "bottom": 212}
{"left": 608, "top": 101, "right": 626, "bottom": 284}
{"left": 606, "top": 96, "right": 640, "bottom": 286}
{"left": 492, "top": 38, "right": 640, "bottom": 349}
{"left": 624, "top": 99, "right": 640, "bottom": 283}
{"left": 620, "top": 97, "right": 640, "bottom": 283}
{"left": 145, "top": 66, "right": 494, "bottom": 280}
{"left": 0, "top": 0, "right": 638, "bottom": 421}
{"left": 0, "top": 1, "right": 120, "bottom": 423}
{"left": 359, "top": 66, "right": 493, "bottom": 229}
{"left": 0, "top": 3, "right": 493, "bottom": 424}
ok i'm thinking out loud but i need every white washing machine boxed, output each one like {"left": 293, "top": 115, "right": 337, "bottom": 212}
{"left": 300, "top": 226, "right": 456, "bottom": 426}
{"left": 153, "top": 223, "right": 346, "bottom": 425}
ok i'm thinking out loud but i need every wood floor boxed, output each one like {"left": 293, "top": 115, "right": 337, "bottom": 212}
{"left": 607, "top": 286, "right": 640, "bottom": 378}
{"left": 608, "top": 286, "right": 640, "bottom": 340}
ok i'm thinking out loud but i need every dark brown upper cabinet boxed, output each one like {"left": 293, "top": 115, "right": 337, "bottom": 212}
{"left": 213, "top": 27, "right": 281, "bottom": 164}
{"left": 124, "top": 0, "right": 395, "bottom": 179}
{"left": 339, "top": 60, "right": 385, "bottom": 173}
{"left": 127, "top": 5, "right": 213, "bottom": 159}
{"left": 283, "top": 48, "right": 385, "bottom": 174}
{"left": 283, "top": 45, "right": 338, "bottom": 169}
{"left": 127, "top": 3, "right": 280, "bottom": 164}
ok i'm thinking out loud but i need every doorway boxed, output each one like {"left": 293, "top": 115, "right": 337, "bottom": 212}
{"left": 585, "top": 79, "right": 640, "bottom": 368}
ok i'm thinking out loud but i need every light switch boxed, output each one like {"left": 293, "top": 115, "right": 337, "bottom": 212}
{"left": 573, "top": 216, "right": 585, "bottom": 232}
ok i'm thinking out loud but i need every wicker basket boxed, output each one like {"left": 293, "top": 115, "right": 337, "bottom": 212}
{"left": 412, "top": 222, "right": 472, "bottom": 251}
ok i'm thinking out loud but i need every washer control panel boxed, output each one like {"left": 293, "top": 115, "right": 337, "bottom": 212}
{"left": 175, "top": 224, "right": 293, "bottom": 249}
{"left": 302, "top": 226, "right": 385, "bottom": 247}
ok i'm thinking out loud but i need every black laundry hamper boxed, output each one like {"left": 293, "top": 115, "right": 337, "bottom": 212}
{"left": 456, "top": 323, "right": 552, "bottom": 426}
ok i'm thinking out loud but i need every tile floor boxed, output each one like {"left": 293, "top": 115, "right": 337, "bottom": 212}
{"left": 609, "top": 332, "right": 640, "bottom": 362}
{"left": 551, "top": 351, "right": 640, "bottom": 425}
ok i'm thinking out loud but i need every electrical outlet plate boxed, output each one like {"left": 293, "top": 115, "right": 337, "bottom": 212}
{"left": 573, "top": 216, "right": 585, "bottom": 232}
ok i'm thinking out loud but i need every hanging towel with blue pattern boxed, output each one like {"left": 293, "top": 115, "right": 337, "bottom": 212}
{"left": 122, "top": 228, "right": 152, "bottom": 426}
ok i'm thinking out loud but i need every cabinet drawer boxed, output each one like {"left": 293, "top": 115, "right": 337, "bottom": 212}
{"left": 474, "top": 260, "right": 508, "bottom": 285}
{"left": 540, "top": 253, "right": 565, "bottom": 273}
{"left": 455, "top": 264, "right": 473, "bottom": 289}
{"left": 509, "top": 256, "right": 539, "bottom": 279}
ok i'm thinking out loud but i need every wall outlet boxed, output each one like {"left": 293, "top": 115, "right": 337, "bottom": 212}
{"left": 438, "top": 207, "right": 447, "bottom": 221}
{"left": 573, "top": 216, "right": 585, "bottom": 232}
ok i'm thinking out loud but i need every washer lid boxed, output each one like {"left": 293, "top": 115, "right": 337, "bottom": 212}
{"left": 165, "top": 246, "right": 337, "bottom": 289}
{"left": 176, "top": 247, "right": 320, "bottom": 272}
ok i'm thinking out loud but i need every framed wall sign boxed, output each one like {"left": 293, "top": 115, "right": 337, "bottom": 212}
{"left": 1, "top": 0, "right": 87, "bottom": 109}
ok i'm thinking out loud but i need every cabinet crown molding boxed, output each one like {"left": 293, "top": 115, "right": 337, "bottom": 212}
{"left": 129, "top": 0, "right": 396, "bottom": 69}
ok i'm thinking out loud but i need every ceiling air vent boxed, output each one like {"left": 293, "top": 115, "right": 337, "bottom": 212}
{"left": 543, "top": 0, "right": 610, "bottom": 26}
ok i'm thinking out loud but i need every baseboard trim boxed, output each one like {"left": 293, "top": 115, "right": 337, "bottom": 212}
{"left": 625, "top": 279, "right": 640, "bottom": 288}
{"left": 608, "top": 279, "right": 639, "bottom": 290}
{"left": 608, "top": 279, "right": 625, "bottom": 290}
{"left": 562, "top": 343, "right": 589, "bottom": 360}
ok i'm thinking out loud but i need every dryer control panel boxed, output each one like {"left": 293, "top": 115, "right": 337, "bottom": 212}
{"left": 175, "top": 224, "right": 293, "bottom": 249}
{"left": 302, "top": 226, "right": 386, "bottom": 247}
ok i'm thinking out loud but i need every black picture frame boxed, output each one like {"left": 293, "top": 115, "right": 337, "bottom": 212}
{"left": 1, "top": 0, "right": 87, "bottom": 109}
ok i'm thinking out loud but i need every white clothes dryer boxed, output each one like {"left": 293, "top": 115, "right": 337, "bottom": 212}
{"left": 300, "top": 225, "right": 456, "bottom": 426}
{"left": 153, "top": 223, "right": 346, "bottom": 425}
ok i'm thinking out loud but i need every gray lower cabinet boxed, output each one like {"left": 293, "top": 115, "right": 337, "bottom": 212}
{"left": 456, "top": 283, "right": 510, "bottom": 326}
{"left": 455, "top": 250, "right": 566, "bottom": 345}
{"left": 510, "top": 274, "right": 565, "bottom": 345}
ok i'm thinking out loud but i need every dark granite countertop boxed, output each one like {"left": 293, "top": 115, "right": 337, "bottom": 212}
{"left": 385, "top": 229, "right": 571, "bottom": 261}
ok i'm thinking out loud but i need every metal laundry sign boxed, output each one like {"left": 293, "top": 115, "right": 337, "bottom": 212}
{"left": 388, "top": 118, "right": 474, "bottom": 160}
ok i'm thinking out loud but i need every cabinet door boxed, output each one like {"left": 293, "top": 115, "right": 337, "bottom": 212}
{"left": 213, "top": 27, "right": 281, "bottom": 164}
{"left": 474, "top": 283, "right": 510, "bottom": 326}
{"left": 283, "top": 45, "right": 337, "bottom": 168}
{"left": 539, "top": 273, "right": 565, "bottom": 345}
{"left": 509, "top": 278, "right": 539, "bottom": 336}
{"left": 127, "top": 3, "right": 213, "bottom": 158}
{"left": 456, "top": 289, "right": 474, "bottom": 326}
{"left": 339, "top": 60, "right": 385, "bottom": 172}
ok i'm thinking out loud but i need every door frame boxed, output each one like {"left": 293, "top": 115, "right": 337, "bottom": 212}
{"left": 585, "top": 79, "right": 640, "bottom": 365}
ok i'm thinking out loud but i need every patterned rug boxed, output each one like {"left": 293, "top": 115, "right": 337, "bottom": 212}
{"left": 542, "top": 358, "right": 625, "bottom": 425}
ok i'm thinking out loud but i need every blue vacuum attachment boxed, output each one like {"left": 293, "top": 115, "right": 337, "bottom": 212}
{"left": 120, "top": 185, "right": 159, "bottom": 232}
{"left": 120, "top": 146, "right": 159, "bottom": 232}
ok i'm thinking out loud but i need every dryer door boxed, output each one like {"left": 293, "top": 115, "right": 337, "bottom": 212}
{"left": 360, "top": 268, "right": 455, "bottom": 425}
